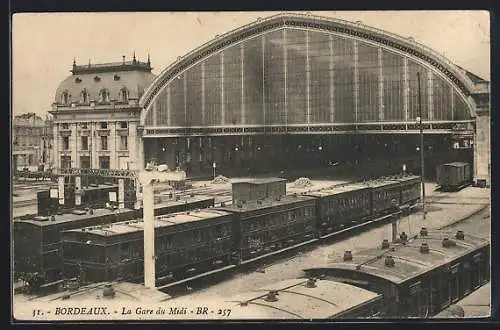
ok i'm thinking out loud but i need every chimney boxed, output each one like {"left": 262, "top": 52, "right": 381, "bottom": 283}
{"left": 264, "top": 291, "right": 279, "bottom": 302}
{"left": 455, "top": 230, "right": 465, "bottom": 240}
{"left": 420, "top": 242, "right": 430, "bottom": 254}
{"left": 343, "top": 251, "right": 353, "bottom": 261}
{"left": 305, "top": 278, "right": 317, "bottom": 288}
{"left": 420, "top": 227, "right": 428, "bottom": 237}
{"left": 385, "top": 256, "right": 395, "bottom": 267}
{"left": 122, "top": 55, "right": 126, "bottom": 64}
{"left": 381, "top": 239, "right": 390, "bottom": 249}
{"left": 400, "top": 232, "right": 408, "bottom": 243}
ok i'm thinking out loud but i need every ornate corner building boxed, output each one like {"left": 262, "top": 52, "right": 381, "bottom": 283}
{"left": 50, "top": 55, "right": 155, "bottom": 170}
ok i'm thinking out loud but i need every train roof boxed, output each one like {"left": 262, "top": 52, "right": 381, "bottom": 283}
{"left": 80, "top": 183, "right": 118, "bottom": 192}
{"left": 304, "top": 182, "right": 370, "bottom": 198}
{"left": 304, "top": 230, "right": 489, "bottom": 285}
{"left": 170, "top": 278, "right": 381, "bottom": 319}
{"left": 233, "top": 178, "right": 286, "bottom": 185}
{"left": 18, "top": 281, "right": 170, "bottom": 303}
{"left": 65, "top": 209, "right": 232, "bottom": 236}
{"left": 154, "top": 195, "right": 214, "bottom": 208}
{"left": 443, "top": 162, "right": 470, "bottom": 167}
{"left": 217, "top": 194, "right": 315, "bottom": 213}
{"left": 14, "top": 207, "right": 135, "bottom": 227}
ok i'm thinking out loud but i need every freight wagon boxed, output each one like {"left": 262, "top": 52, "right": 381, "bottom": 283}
{"left": 436, "top": 162, "right": 472, "bottom": 191}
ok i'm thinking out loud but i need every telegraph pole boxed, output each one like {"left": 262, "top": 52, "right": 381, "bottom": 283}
{"left": 417, "top": 72, "right": 426, "bottom": 220}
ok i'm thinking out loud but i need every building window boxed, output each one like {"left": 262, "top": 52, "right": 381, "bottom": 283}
{"left": 100, "top": 136, "right": 108, "bottom": 150}
{"left": 99, "top": 89, "right": 110, "bottom": 103}
{"left": 61, "top": 156, "right": 71, "bottom": 169}
{"left": 61, "top": 123, "right": 69, "bottom": 130}
{"left": 62, "top": 136, "right": 69, "bottom": 150}
{"left": 61, "top": 91, "right": 71, "bottom": 105}
{"left": 120, "top": 136, "right": 128, "bottom": 150}
{"left": 81, "top": 136, "right": 88, "bottom": 150}
{"left": 99, "top": 156, "right": 110, "bottom": 169}
{"left": 80, "top": 156, "right": 91, "bottom": 168}
{"left": 119, "top": 121, "right": 128, "bottom": 129}
{"left": 81, "top": 89, "right": 89, "bottom": 103}
{"left": 100, "top": 122, "right": 108, "bottom": 129}
{"left": 120, "top": 88, "right": 129, "bottom": 102}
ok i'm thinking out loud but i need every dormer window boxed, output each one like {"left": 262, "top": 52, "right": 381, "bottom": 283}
{"left": 114, "top": 74, "right": 121, "bottom": 81}
{"left": 61, "top": 123, "right": 69, "bottom": 130}
{"left": 94, "top": 76, "right": 101, "bottom": 82}
{"left": 119, "top": 88, "right": 129, "bottom": 103}
{"left": 81, "top": 89, "right": 89, "bottom": 104}
{"left": 99, "top": 89, "right": 110, "bottom": 103}
{"left": 100, "top": 122, "right": 108, "bottom": 129}
{"left": 75, "top": 77, "right": 82, "bottom": 83}
{"left": 61, "top": 91, "right": 71, "bottom": 105}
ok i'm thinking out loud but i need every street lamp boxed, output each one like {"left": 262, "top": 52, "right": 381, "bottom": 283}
{"left": 416, "top": 72, "right": 426, "bottom": 220}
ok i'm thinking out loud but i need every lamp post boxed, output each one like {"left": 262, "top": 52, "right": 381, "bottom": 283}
{"left": 416, "top": 72, "right": 426, "bottom": 220}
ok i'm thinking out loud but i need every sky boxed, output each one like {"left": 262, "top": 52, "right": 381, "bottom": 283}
{"left": 12, "top": 11, "right": 490, "bottom": 118}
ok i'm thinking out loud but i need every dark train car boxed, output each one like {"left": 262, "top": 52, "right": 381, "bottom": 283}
{"left": 305, "top": 184, "right": 372, "bottom": 237}
{"left": 218, "top": 195, "right": 317, "bottom": 262}
{"left": 366, "top": 179, "right": 402, "bottom": 214}
{"left": 304, "top": 229, "right": 490, "bottom": 318}
{"left": 80, "top": 184, "right": 119, "bottom": 207}
{"left": 37, "top": 183, "right": 123, "bottom": 216}
{"left": 232, "top": 178, "right": 286, "bottom": 204}
{"left": 13, "top": 207, "right": 136, "bottom": 284}
{"left": 147, "top": 195, "right": 215, "bottom": 217}
{"left": 436, "top": 162, "right": 472, "bottom": 191}
{"left": 61, "top": 209, "right": 233, "bottom": 285}
{"left": 393, "top": 175, "right": 421, "bottom": 206}
{"left": 171, "top": 278, "right": 383, "bottom": 319}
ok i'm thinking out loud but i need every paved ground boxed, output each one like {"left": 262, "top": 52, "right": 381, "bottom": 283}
{"left": 185, "top": 186, "right": 490, "bottom": 300}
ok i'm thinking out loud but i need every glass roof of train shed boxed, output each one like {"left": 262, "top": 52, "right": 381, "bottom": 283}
{"left": 169, "top": 278, "right": 381, "bottom": 319}
{"left": 15, "top": 207, "right": 135, "bottom": 226}
{"left": 64, "top": 209, "right": 232, "bottom": 237}
{"left": 304, "top": 230, "right": 489, "bottom": 285}
{"left": 218, "top": 194, "right": 315, "bottom": 213}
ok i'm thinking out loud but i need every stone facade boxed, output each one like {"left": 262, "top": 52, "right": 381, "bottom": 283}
{"left": 50, "top": 55, "right": 155, "bottom": 170}
{"left": 12, "top": 113, "right": 54, "bottom": 171}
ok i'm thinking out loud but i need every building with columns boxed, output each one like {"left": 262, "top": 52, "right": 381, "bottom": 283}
{"left": 50, "top": 54, "right": 155, "bottom": 170}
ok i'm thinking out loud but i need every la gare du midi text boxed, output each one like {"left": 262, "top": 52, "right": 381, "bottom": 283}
{"left": 49, "top": 306, "right": 231, "bottom": 316}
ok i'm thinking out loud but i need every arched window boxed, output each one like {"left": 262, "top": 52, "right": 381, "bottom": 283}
{"left": 119, "top": 88, "right": 129, "bottom": 103}
{"left": 81, "top": 89, "right": 89, "bottom": 104}
{"left": 99, "top": 89, "right": 110, "bottom": 103}
{"left": 61, "top": 91, "right": 71, "bottom": 105}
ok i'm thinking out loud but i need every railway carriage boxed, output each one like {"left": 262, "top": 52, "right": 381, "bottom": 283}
{"left": 368, "top": 179, "right": 402, "bottom": 213}
{"left": 305, "top": 184, "right": 372, "bottom": 236}
{"left": 219, "top": 195, "right": 317, "bottom": 262}
{"left": 394, "top": 175, "right": 421, "bottom": 207}
{"left": 13, "top": 207, "right": 137, "bottom": 284}
{"left": 61, "top": 209, "right": 234, "bottom": 285}
{"left": 303, "top": 229, "right": 490, "bottom": 317}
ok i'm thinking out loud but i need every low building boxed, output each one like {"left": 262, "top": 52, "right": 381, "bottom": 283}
{"left": 49, "top": 54, "right": 155, "bottom": 170}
